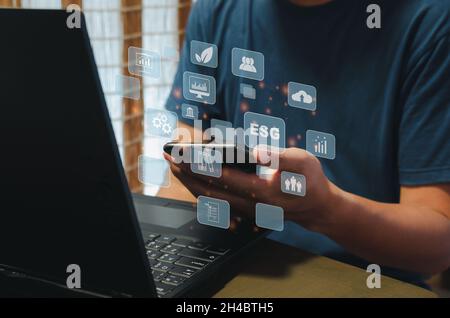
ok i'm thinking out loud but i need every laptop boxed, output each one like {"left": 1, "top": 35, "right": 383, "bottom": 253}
{"left": 0, "top": 9, "right": 264, "bottom": 298}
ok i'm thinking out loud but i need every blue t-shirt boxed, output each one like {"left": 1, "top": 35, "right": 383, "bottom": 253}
{"left": 166, "top": 0, "right": 450, "bottom": 285}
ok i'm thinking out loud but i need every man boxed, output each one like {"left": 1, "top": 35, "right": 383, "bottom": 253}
{"left": 161, "top": 0, "right": 450, "bottom": 286}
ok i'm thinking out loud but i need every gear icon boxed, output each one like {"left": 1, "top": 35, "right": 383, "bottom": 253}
{"left": 149, "top": 112, "right": 174, "bottom": 136}
{"left": 152, "top": 116, "right": 162, "bottom": 129}
{"left": 159, "top": 114, "right": 168, "bottom": 123}
{"left": 162, "top": 122, "right": 172, "bottom": 135}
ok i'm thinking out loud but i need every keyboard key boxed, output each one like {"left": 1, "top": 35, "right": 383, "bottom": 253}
{"left": 206, "top": 246, "right": 230, "bottom": 255}
{"left": 148, "top": 258, "right": 159, "bottom": 267}
{"left": 147, "top": 233, "right": 160, "bottom": 241}
{"left": 147, "top": 251, "right": 163, "bottom": 260}
{"left": 152, "top": 270, "right": 166, "bottom": 282}
{"left": 175, "top": 257, "right": 208, "bottom": 270}
{"left": 158, "top": 253, "right": 180, "bottom": 264}
{"left": 169, "top": 265, "right": 198, "bottom": 278}
{"left": 160, "top": 245, "right": 183, "bottom": 255}
{"left": 154, "top": 282, "right": 173, "bottom": 296}
{"left": 146, "top": 241, "right": 167, "bottom": 251}
{"left": 179, "top": 248, "right": 220, "bottom": 262}
{"left": 162, "top": 274, "right": 185, "bottom": 286}
{"left": 188, "top": 242, "right": 210, "bottom": 251}
{"left": 151, "top": 262, "right": 174, "bottom": 272}
{"left": 172, "top": 238, "right": 193, "bottom": 248}
{"left": 155, "top": 235, "right": 176, "bottom": 244}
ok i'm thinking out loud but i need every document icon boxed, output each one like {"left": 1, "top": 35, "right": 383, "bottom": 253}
{"left": 197, "top": 196, "right": 230, "bottom": 229}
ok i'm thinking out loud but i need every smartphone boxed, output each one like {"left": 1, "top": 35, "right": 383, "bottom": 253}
{"left": 163, "top": 141, "right": 257, "bottom": 173}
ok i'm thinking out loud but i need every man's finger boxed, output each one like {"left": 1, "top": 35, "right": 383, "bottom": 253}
{"left": 254, "top": 145, "right": 312, "bottom": 172}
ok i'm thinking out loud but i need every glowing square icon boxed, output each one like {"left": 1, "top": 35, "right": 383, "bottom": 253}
{"left": 145, "top": 109, "right": 178, "bottom": 139}
{"left": 190, "top": 40, "right": 218, "bottom": 68}
{"left": 183, "top": 71, "right": 216, "bottom": 105}
{"left": 244, "top": 112, "right": 285, "bottom": 149}
{"left": 306, "top": 130, "right": 336, "bottom": 160}
{"left": 256, "top": 203, "right": 284, "bottom": 231}
{"left": 288, "top": 82, "right": 317, "bottom": 111}
{"left": 181, "top": 103, "right": 199, "bottom": 120}
{"left": 197, "top": 196, "right": 230, "bottom": 229}
{"left": 138, "top": 156, "right": 170, "bottom": 187}
{"left": 232, "top": 48, "right": 264, "bottom": 81}
{"left": 281, "top": 171, "right": 306, "bottom": 196}
{"left": 128, "top": 47, "right": 161, "bottom": 78}
{"left": 240, "top": 83, "right": 256, "bottom": 100}
{"left": 190, "top": 146, "right": 222, "bottom": 178}
{"left": 116, "top": 75, "right": 140, "bottom": 100}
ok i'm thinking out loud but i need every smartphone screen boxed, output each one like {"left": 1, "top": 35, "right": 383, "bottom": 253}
{"left": 163, "top": 141, "right": 256, "bottom": 173}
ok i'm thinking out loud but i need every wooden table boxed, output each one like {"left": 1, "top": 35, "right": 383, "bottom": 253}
{"left": 159, "top": 180, "right": 436, "bottom": 298}
{"left": 213, "top": 239, "right": 436, "bottom": 298}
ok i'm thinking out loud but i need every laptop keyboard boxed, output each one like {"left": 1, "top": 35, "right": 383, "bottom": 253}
{"left": 144, "top": 233, "right": 230, "bottom": 297}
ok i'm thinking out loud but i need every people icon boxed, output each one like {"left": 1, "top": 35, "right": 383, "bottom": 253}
{"left": 284, "top": 174, "right": 303, "bottom": 194}
{"left": 239, "top": 56, "right": 257, "bottom": 73}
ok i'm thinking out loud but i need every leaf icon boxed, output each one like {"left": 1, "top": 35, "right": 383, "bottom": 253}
{"left": 200, "top": 46, "right": 213, "bottom": 64}
{"left": 195, "top": 53, "right": 202, "bottom": 63}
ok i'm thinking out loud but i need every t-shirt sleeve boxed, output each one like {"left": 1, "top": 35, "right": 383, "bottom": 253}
{"left": 398, "top": 35, "right": 450, "bottom": 185}
{"left": 165, "top": 0, "right": 223, "bottom": 127}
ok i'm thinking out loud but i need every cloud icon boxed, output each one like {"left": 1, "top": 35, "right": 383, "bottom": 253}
{"left": 292, "top": 90, "right": 313, "bottom": 104}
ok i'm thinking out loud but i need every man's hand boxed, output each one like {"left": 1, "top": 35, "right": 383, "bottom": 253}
{"left": 163, "top": 146, "right": 340, "bottom": 231}
{"left": 163, "top": 145, "right": 450, "bottom": 274}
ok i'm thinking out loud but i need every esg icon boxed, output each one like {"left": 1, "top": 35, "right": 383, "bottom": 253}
{"left": 244, "top": 112, "right": 285, "bottom": 148}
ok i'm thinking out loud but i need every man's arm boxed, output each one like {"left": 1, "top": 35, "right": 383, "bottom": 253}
{"left": 317, "top": 184, "right": 450, "bottom": 275}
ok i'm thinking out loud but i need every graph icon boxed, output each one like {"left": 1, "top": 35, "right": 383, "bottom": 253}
{"left": 306, "top": 130, "right": 336, "bottom": 160}
{"left": 313, "top": 135, "right": 328, "bottom": 155}
{"left": 183, "top": 71, "right": 216, "bottom": 104}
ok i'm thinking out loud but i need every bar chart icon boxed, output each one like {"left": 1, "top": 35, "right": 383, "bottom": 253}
{"left": 313, "top": 136, "right": 327, "bottom": 155}
{"left": 306, "top": 130, "right": 336, "bottom": 160}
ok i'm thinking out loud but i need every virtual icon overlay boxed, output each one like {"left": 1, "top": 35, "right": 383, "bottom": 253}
{"left": 190, "top": 146, "right": 222, "bottom": 178}
{"left": 116, "top": 74, "right": 140, "bottom": 100}
{"left": 128, "top": 46, "right": 161, "bottom": 78}
{"left": 145, "top": 109, "right": 178, "bottom": 139}
{"left": 183, "top": 71, "right": 216, "bottom": 104}
{"left": 232, "top": 48, "right": 264, "bottom": 81}
{"left": 240, "top": 83, "right": 256, "bottom": 100}
{"left": 181, "top": 103, "right": 199, "bottom": 120}
{"left": 306, "top": 129, "right": 336, "bottom": 160}
{"left": 281, "top": 171, "right": 306, "bottom": 197}
{"left": 191, "top": 40, "right": 218, "bottom": 68}
{"left": 138, "top": 155, "right": 170, "bottom": 187}
{"left": 244, "top": 111, "right": 286, "bottom": 150}
{"left": 256, "top": 203, "right": 284, "bottom": 232}
{"left": 288, "top": 82, "right": 317, "bottom": 111}
{"left": 197, "top": 196, "right": 230, "bottom": 229}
